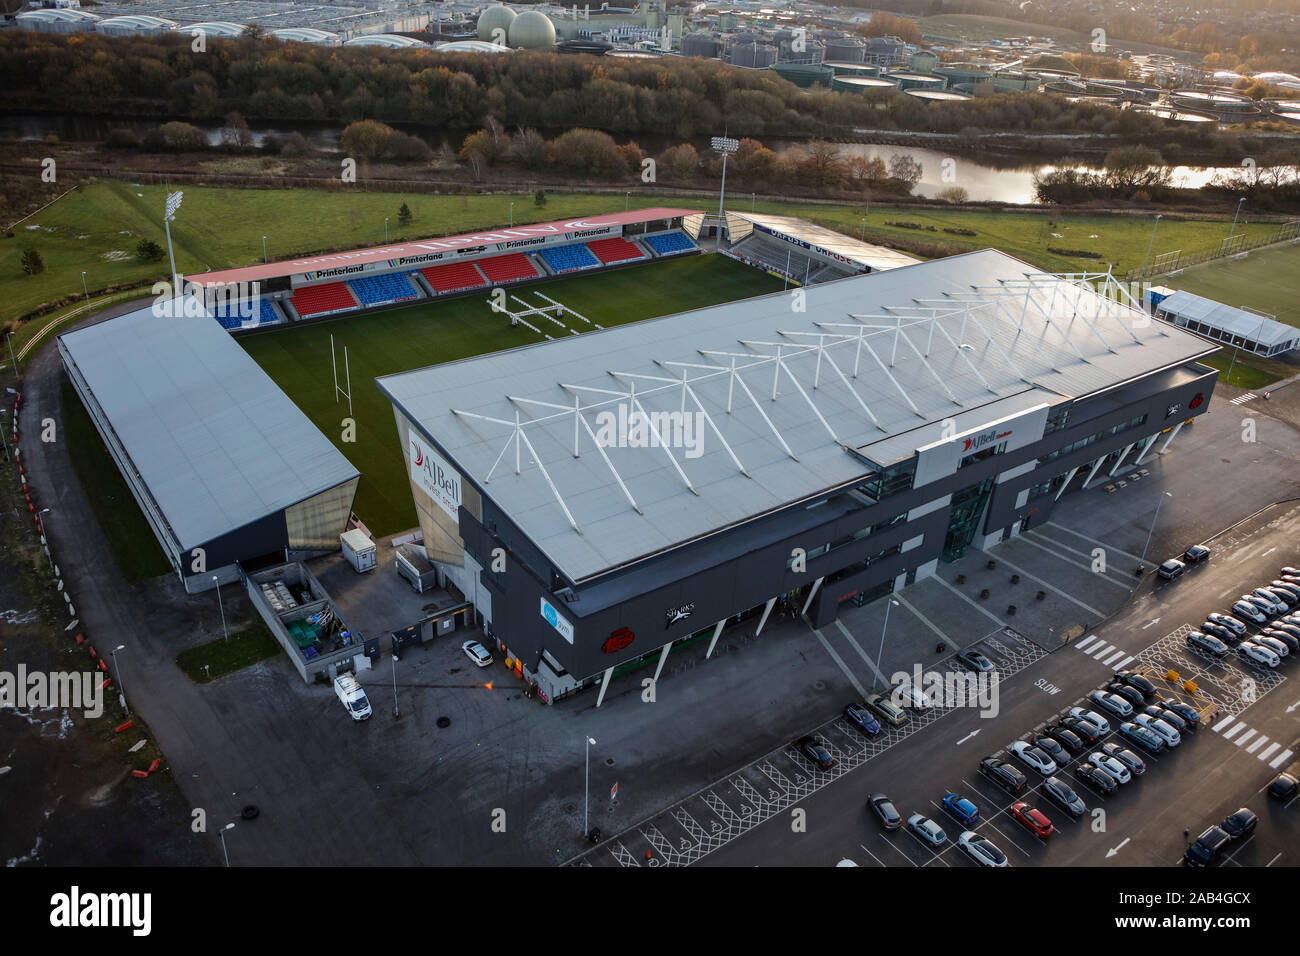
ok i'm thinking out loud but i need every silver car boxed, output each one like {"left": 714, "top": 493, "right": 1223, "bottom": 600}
{"left": 1134, "top": 713, "right": 1181, "bottom": 747}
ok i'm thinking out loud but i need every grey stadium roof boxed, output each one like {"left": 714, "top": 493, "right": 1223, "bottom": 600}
{"left": 60, "top": 304, "right": 359, "bottom": 551}
{"left": 379, "top": 249, "right": 1216, "bottom": 583}
{"left": 1156, "top": 290, "right": 1300, "bottom": 350}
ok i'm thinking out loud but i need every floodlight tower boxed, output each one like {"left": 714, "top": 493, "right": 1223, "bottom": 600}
{"left": 164, "top": 190, "right": 184, "bottom": 302}
{"left": 711, "top": 135, "right": 739, "bottom": 223}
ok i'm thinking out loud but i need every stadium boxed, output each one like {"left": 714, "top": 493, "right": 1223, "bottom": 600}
{"left": 59, "top": 205, "right": 1219, "bottom": 701}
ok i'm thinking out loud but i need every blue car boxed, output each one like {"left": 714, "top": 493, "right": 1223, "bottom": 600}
{"left": 844, "top": 702, "right": 882, "bottom": 737}
{"left": 942, "top": 792, "right": 980, "bottom": 825}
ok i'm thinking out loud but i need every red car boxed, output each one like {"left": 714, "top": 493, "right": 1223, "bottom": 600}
{"left": 1011, "top": 801, "right": 1055, "bottom": 839}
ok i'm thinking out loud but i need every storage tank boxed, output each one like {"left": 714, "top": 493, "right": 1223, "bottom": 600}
{"left": 476, "top": 5, "right": 516, "bottom": 43}
{"left": 886, "top": 72, "right": 945, "bottom": 92}
{"left": 770, "top": 62, "right": 833, "bottom": 88}
{"left": 905, "top": 89, "right": 972, "bottom": 102}
{"left": 731, "top": 42, "right": 777, "bottom": 69}
{"left": 824, "top": 36, "right": 865, "bottom": 63}
{"left": 833, "top": 76, "right": 898, "bottom": 93}
{"left": 681, "top": 32, "right": 721, "bottom": 58}
{"left": 507, "top": 10, "right": 555, "bottom": 49}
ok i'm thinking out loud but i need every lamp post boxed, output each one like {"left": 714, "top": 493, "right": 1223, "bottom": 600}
{"left": 1225, "top": 310, "right": 1269, "bottom": 387}
{"left": 111, "top": 644, "right": 128, "bottom": 715}
{"left": 509, "top": 202, "right": 514, "bottom": 227}
{"left": 751, "top": 192, "right": 755, "bottom": 212}
{"left": 1139, "top": 491, "right": 1172, "bottom": 571}
{"left": 860, "top": 217, "right": 866, "bottom": 242}
{"left": 37, "top": 508, "right": 52, "bottom": 569}
{"left": 711, "top": 135, "right": 739, "bottom": 225}
{"left": 583, "top": 735, "right": 597, "bottom": 838}
{"left": 163, "top": 190, "right": 184, "bottom": 302}
{"left": 1227, "top": 197, "right": 1245, "bottom": 244}
{"left": 625, "top": 192, "right": 630, "bottom": 211}
{"left": 392, "top": 653, "right": 400, "bottom": 718}
{"left": 384, "top": 218, "right": 389, "bottom": 243}
{"left": 218, "top": 822, "right": 235, "bottom": 867}
{"left": 262, "top": 235, "right": 268, "bottom": 263}
{"left": 873, "top": 597, "right": 901, "bottom": 689}
{"left": 5, "top": 330, "right": 17, "bottom": 382}
{"left": 1142, "top": 214, "right": 1162, "bottom": 275}
{"left": 213, "top": 575, "right": 228, "bottom": 642}
{"left": 80, "top": 271, "right": 89, "bottom": 306}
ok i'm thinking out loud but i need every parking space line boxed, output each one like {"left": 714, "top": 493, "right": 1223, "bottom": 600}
{"left": 876, "top": 834, "right": 920, "bottom": 867}
{"left": 1270, "top": 748, "right": 1294, "bottom": 769}
{"left": 1235, "top": 729, "right": 1257, "bottom": 747}
{"left": 978, "top": 814, "right": 1032, "bottom": 858}
{"left": 1045, "top": 521, "right": 1145, "bottom": 565}
{"left": 811, "top": 627, "right": 870, "bottom": 700}
{"left": 1258, "top": 742, "right": 1281, "bottom": 762}
{"left": 1222, "top": 721, "right": 1247, "bottom": 740}
{"left": 858, "top": 843, "right": 888, "bottom": 868}
{"left": 986, "top": 553, "right": 1106, "bottom": 616}
{"left": 1213, "top": 714, "right": 1237, "bottom": 731}
{"left": 832, "top": 619, "right": 889, "bottom": 689}
{"left": 1015, "top": 534, "right": 1132, "bottom": 588}
{"left": 894, "top": 594, "right": 957, "bottom": 650}
{"left": 1246, "top": 736, "right": 1268, "bottom": 754}
{"left": 931, "top": 574, "right": 1009, "bottom": 629}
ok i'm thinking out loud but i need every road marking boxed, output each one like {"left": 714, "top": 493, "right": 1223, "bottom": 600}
{"left": 930, "top": 574, "right": 1008, "bottom": 629}
{"left": 894, "top": 594, "right": 956, "bottom": 649}
{"left": 1270, "top": 748, "right": 1294, "bottom": 769}
{"left": 957, "top": 730, "right": 980, "bottom": 745}
{"left": 1101, "top": 649, "right": 1128, "bottom": 666}
{"left": 1235, "top": 728, "right": 1257, "bottom": 747}
{"left": 1258, "top": 742, "right": 1281, "bottom": 762}
{"left": 832, "top": 619, "right": 889, "bottom": 688}
{"left": 1089, "top": 641, "right": 1114, "bottom": 659}
{"left": 1106, "top": 836, "right": 1131, "bottom": 858}
{"left": 1045, "top": 522, "right": 1145, "bottom": 565}
{"left": 1075, "top": 634, "right": 1101, "bottom": 652}
{"left": 984, "top": 553, "right": 1105, "bottom": 616}
{"left": 1141, "top": 618, "right": 1160, "bottom": 630}
{"left": 1213, "top": 713, "right": 1237, "bottom": 731}
{"left": 1222, "top": 721, "right": 1247, "bottom": 740}
{"left": 1228, "top": 392, "right": 1257, "bottom": 406}
{"left": 1266, "top": 852, "right": 1282, "bottom": 867}
{"left": 1246, "top": 735, "right": 1268, "bottom": 754}
{"left": 858, "top": 843, "right": 888, "bottom": 868}
{"left": 812, "top": 627, "right": 870, "bottom": 700}
{"left": 1262, "top": 547, "right": 1277, "bottom": 557}
{"left": 1114, "top": 655, "right": 1134, "bottom": 670}
{"left": 1012, "top": 535, "right": 1131, "bottom": 589}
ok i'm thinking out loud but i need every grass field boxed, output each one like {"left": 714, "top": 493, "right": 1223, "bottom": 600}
{"left": 239, "top": 254, "right": 785, "bottom": 537}
{"left": 1164, "top": 243, "right": 1300, "bottom": 328}
{"left": 3, "top": 179, "right": 1282, "bottom": 325}
{"left": 60, "top": 378, "right": 172, "bottom": 580}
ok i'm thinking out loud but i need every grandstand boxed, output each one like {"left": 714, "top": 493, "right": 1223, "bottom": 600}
{"left": 538, "top": 242, "right": 601, "bottom": 274}
{"left": 476, "top": 252, "right": 541, "bottom": 284}
{"left": 587, "top": 236, "right": 647, "bottom": 265}
{"left": 421, "top": 260, "right": 488, "bottom": 294}
{"left": 731, "top": 231, "right": 860, "bottom": 284}
{"left": 290, "top": 281, "right": 359, "bottom": 318}
{"left": 725, "top": 211, "right": 921, "bottom": 285}
{"left": 348, "top": 271, "right": 422, "bottom": 307}
{"left": 643, "top": 231, "right": 697, "bottom": 257}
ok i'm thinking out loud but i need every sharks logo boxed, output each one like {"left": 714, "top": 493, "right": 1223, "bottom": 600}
{"left": 665, "top": 603, "right": 695, "bottom": 628}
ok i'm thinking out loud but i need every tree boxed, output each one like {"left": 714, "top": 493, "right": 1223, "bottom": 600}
{"left": 21, "top": 249, "right": 45, "bottom": 276}
{"left": 398, "top": 202, "right": 412, "bottom": 226}
{"left": 658, "top": 143, "right": 700, "bottom": 182}
{"left": 135, "top": 239, "right": 165, "bottom": 262}
{"left": 936, "top": 186, "right": 969, "bottom": 203}
{"left": 1102, "top": 145, "right": 1170, "bottom": 194}
{"left": 888, "top": 154, "right": 924, "bottom": 189}
{"left": 534, "top": 189, "right": 547, "bottom": 208}
{"left": 341, "top": 119, "right": 395, "bottom": 161}
{"left": 220, "top": 110, "right": 253, "bottom": 148}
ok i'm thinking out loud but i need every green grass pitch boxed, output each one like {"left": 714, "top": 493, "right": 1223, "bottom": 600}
{"left": 238, "top": 254, "right": 787, "bottom": 537}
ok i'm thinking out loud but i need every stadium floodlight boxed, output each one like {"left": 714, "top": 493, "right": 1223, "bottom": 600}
{"left": 163, "top": 191, "right": 184, "bottom": 304}
{"left": 711, "top": 136, "right": 740, "bottom": 222}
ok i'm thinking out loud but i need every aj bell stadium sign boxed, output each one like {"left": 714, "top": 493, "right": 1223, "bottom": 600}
{"left": 408, "top": 434, "right": 462, "bottom": 520}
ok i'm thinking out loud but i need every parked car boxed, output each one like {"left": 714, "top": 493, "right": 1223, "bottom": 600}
{"left": 942, "top": 792, "right": 980, "bottom": 826}
{"left": 843, "top": 702, "right": 881, "bottom": 737}
{"left": 1030, "top": 735, "right": 1071, "bottom": 768}
{"left": 462, "top": 639, "right": 493, "bottom": 668}
{"left": 1069, "top": 707, "right": 1111, "bottom": 735}
{"left": 1159, "top": 698, "right": 1201, "bottom": 730}
{"left": 1045, "top": 725, "right": 1085, "bottom": 755}
{"left": 1106, "top": 682, "right": 1146, "bottom": 709}
{"left": 1134, "top": 713, "right": 1181, "bottom": 747}
{"left": 865, "top": 692, "right": 908, "bottom": 726}
{"left": 1157, "top": 558, "right": 1186, "bottom": 580}
{"left": 333, "top": 673, "right": 372, "bottom": 721}
{"left": 1255, "top": 635, "right": 1291, "bottom": 659}
{"left": 1143, "top": 705, "right": 1187, "bottom": 733}
{"left": 868, "top": 793, "right": 902, "bottom": 830}
{"left": 1114, "top": 671, "right": 1156, "bottom": 698}
{"left": 907, "top": 813, "right": 947, "bottom": 847}
{"left": 956, "top": 648, "right": 995, "bottom": 673}
{"left": 1076, "top": 762, "right": 1118, "bottom": 795}
{"left": 1268, "top": 581, "right": 1300, "bottom": 603}
{"left": 1089, "top": 751, "right": 1133, "bottom": 784}
{"left": 1256, "top": 586, "right": 1296, "bottom": 609}
{"left": 1118, "top": 721, "right": 1166, "bottom": 754}
{"left": 797, "top": 736, "right": 836, "bottom": 770}
{"left": 1187, "top": 631, "right": 1229, "bottom": 658}
{"left": 1206, "top": 612, "right": 1247, "bottom": 636}
{"left": 1242, "top": 593, "right": 1283, "bottom": 617}
{"left": 1089, "top": 690, "right": 1133, "bottom": 719}
{"left": 897, "top": 684, "right": 933, "bottom": 711}
{"left": 1198, "top": 623, "right": 1236, "bottom": 646}
{"left": 1261, "top": 627, "right": 1299, "bottom": 652}
{"left": 1238, "top": 641, "right": 1280, "bottom": 669}
{"left": 1010, "top": 801, "right": 1055, "bottom": 839}
{"left": 1010, "top": 740, "right": 1058, "bottom": 775}
{"left": 979, "top": 757, "right": 1027, "bottom": 794}
{"left": 1042, "top": 776, "right": 1087, "bottom": 817}
{"left": 1101, "top": 741, "right": 1146, "bottom": 776}
{"left": 1184, "top": 544, "right": 1211, "bottom": 563}
{"left": 1267, "top": 772, "right": 1299, "bottom": 801}
{"left": 1184, "top": 825, "right": 1230, "bottom": 867}
{"left": 1220, "top": 807, "right": 1257, "bottom": 841}
{"left": 957, "top": 831, "right": 1007, "bottom": 867}
{"left": 1232, "top": 600, "right": 1270, "bottom": 625}
{"left": 1060, "top": 717, "right": 1101, "bottom": 746}
{"left": 1266, "top": 620, "right": 1300, "bottom": 642}
{"left": 1281, "top": 566, "right": 1300, "bottom": 577}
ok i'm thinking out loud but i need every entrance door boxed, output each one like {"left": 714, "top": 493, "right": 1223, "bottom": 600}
{"left": 942, "top": 478, "right": 994, "bottom": 561}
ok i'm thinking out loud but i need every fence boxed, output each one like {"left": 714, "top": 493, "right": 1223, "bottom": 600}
{"left": 1125, "top": 220, "right": 1300, "bottom": 281}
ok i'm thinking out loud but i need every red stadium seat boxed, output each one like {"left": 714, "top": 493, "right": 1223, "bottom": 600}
{"left": 476, "top": 253, "right": 540, "bottom": 283}
{"left": 587, "top": 237, "right": 646, "bottom": 265}
{"left": 422, "top": 261, "right": 487, "bottom": 294}
{"left": 290, "top": 282, "right": 359, "bottom": 317}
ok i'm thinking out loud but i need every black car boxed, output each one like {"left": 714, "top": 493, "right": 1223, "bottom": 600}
{"left": 1106, "top": 682, "right": 1146, "bottom": 709}
{"left": 979, "top": 757, "right": 1027, "bottom": 794}
{"left": 1101, "top": 741, "right": 1146, "bottom": 776}
{"left": 1221, "top": 807, "right": 1257, "bottom": 840}
{"left": 1199, "top": 622, "right": 1236, "bottom": 645}
{"left": 1114, "top": 671, "right": 1156, "bottom": 698}
{"left": 1159, "top": 698, "right": 1201, "bottom": 729}
{"left": 1184, "top": 825, "right": 1230, "bottom": 867}
{"left": 1143, "top": 705, "right": 1187, "bottom": 732}
{"left": 1031, "top": 735, "right": 1071, "bottom": 767}
{"left": 1184, "top": 544, "right": 1212, "bottom": 563}
{"left": 1076, "top": 762, "right": 1118, "bottom": 796}
{"left": 797, "top": 736, "right": 835, "bottom": 770}
{"left": 868, "top": 792, "right": 902, "bottom": 829}
{"left": 1262, "top": 628, "right": 1300, "bottom": 653}
{"left": 1060, "top": 717, "right": 1100, "bottom": 746}
{"left": 1269, "top": 581, "right": 1300, "bottom": 603}
{"left": 1045, "top": 725, "right": 1085, "bottom": 755}
{"left": 1042, "top": 776, "right": 1087, "bottom": 818}
{"left": 1268, "top": 773, "right": 1299, "bottom": 801}
{"left": 1269, "top": 621, "right": 1300, "bottom": 642}
{"left": 1187, "top": 631, "right": 1229, "bottom": 658}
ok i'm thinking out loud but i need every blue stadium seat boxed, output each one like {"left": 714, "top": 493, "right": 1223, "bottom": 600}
{"left": 644, "top": 232, "right": 696, "bottom": 256}
{"left": 258, "top": 300, "right": 280, "bottom": 325}
{"left": 211, "top": 297, "right": 256, "bottom": 330}
{"left": 538, "top": 242, "right": 600, "bottom": 274}
{"left": 347, "top": 271, "right": 420, "bottom": 307}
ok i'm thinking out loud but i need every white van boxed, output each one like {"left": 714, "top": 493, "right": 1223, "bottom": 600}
{"left": 334, "top": 673, "right": 372, "bottom": 721}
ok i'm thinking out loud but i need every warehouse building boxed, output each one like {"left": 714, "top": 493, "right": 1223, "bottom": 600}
{"left": 378, "top": 250, "right": 1218, "bottom": 705}
{"left": 59, "top": 304, "right": 360, "bottom": 593}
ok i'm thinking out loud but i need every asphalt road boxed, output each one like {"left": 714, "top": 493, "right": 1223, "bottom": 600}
{"left": 700, "top": 502, "right": 1300, "bottom": 867}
